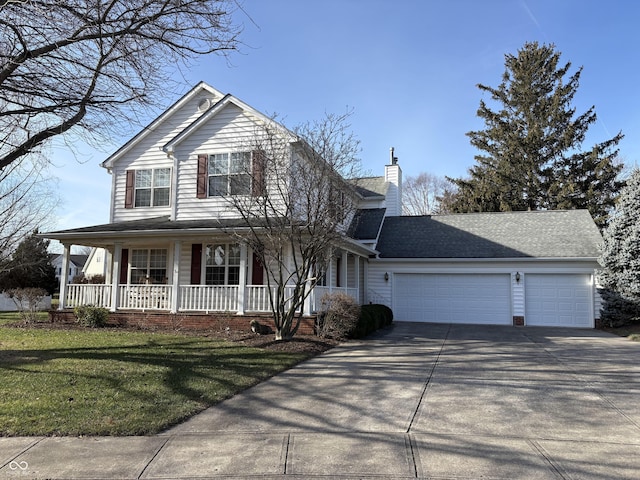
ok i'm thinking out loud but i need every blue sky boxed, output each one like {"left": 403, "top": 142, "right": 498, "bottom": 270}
{"left": 51, "top": 0, "right": 640, "bottom": 234}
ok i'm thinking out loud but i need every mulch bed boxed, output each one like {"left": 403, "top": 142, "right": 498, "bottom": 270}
{"left": 7, "top": 319, "right": 339, "bottom": 356}
{"left": 211, "top": 329, "right": 340, "bottom": 355}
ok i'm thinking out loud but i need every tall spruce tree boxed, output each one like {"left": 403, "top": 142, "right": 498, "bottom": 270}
{"left": 449, "top": 42, "right": 623, "bottom": 227}
{"left": 598, "top": 169, "right": 640, "bottom": 326}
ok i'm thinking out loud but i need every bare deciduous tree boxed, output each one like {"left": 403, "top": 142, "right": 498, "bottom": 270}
{"left": 402, "top": 172, "right": 452, "bottom": 215}
{"left": 225, "top": 112, "right": 362, "bottom": 340}
{"left": 0, "top": 0, "right": 239, "bottom": 171}
{"left": 0, "top": 160, "right": 58, "bottom": 274}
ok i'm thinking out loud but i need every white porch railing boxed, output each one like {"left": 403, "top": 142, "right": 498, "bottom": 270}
{"left": 180, "top": 285, "right": 239, "bottom": 312}
{"left": 65, "top": 284, "right": 113, "bottom": 309}
{"left": 64, "top": 283, "right": 359, "bottom": 314}
{"left": 245, "top": 285, "right": 273, "bottom": 312}
{"left": 119, "top": 285, "right": 172, "bottom": 311}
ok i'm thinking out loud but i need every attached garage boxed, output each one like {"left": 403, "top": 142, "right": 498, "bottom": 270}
{"left": 393, "top": 273, "right": 511, "bottom": 324}
{"left": 367, "top": 210, "right": 604, "bottom": 329}
{"left": 525, "top": 274, "right": 593, "bottom": 327}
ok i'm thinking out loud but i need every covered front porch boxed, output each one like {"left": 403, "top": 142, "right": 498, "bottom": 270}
{"left": 49, "top": 218, "right": 372, "bottom": 317}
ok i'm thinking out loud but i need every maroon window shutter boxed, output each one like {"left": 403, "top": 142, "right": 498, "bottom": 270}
{"left": 251, "top": 252, "right": 264, "bottom": 285}
{"left": 251, "top": 149, "right": 266, "bottom": 197}
{"left": 119, "top": 249, "right": 129, "bottom": 284}
{"left": 190, "top": 244, "right": 202, "bottom": 284}
{"left": 197, "top": 154, "right": 208, "bottom": 199}
{"left": 124, "top": 171, "right": 135, "bottom": 208}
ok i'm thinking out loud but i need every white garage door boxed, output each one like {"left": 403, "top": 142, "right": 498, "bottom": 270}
{"left": 525, "top": 274, "right": 592, "bottom": 327}
{"left": 393, "top": 273, "right": 511, "bottom": 324}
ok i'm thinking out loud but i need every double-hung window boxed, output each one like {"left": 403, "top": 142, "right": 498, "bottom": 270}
{"left": 133, "top": 168, "right": 171, "bottom": 207}
{"left": 205, "top": 244, "right": 240, "bottom": 285}
{"left": 208, "top": 152, "right": 251, "bottom": 196}
{"left": 130, "top": 249, "right": 168, "bottom": 284}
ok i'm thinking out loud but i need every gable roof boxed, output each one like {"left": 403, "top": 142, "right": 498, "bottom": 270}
{"left": 375, "top": 210, "right": 602, "bottom": 259}
{"left": 162, "top": 91, "right": 296, "bottom": 155}
{"left": 101, "top": 82, "right": 225, "bottom": 169}
{"left": 51, "top": 254, "right": 89, "bottom": 267}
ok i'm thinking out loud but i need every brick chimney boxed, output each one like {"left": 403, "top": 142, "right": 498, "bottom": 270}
{"left": 384, "top": 147, "right": 403, "bottom": 216}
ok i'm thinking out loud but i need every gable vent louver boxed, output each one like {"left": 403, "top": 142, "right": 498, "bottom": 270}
{"left": 197, "top": 98, "right": 213, "bottom": 112}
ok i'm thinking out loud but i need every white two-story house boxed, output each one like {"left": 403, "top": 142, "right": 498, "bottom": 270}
{"left": 46, "top": 82, "right": 604, "bottom": 330}
{"left": 45, "top": 82, "right": 395, "bottom": 331}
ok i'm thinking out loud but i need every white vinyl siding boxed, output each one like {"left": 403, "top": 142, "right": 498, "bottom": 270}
{"left": 393, "top": 273, "right": 511, "bottom": 324}
{"left": 525, "top": 274, "right": 592, "bottom": 327}
{"left": 111, "top": 91, "right": 217, "bottom": 222}
{"left": 174, "top": 104, "right": 258, "bottom": 220}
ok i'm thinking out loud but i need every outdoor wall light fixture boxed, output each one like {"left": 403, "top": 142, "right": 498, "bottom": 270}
{"left": 515, "top": 272, "right": 521, "bottom": 283}
{"left": 384, "top": 272, "right": 389, "bottom": 282}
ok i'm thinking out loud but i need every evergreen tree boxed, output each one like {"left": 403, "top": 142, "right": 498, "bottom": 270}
{"left": 0, "top": 231, "right": 57, "bottom": 295}
{"left": 598, "top": 169, "right": 640, "bottom": 326}
{"left": 449, "top": 42, "right": 623, "bottom": 227}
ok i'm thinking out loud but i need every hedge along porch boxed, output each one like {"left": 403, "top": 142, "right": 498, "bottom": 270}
{"left": 50, "top": 217, "right": 372, "bottom": 320}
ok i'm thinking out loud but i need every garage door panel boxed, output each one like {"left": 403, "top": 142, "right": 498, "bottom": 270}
{"left": 394, "top": 273, "right": 511, "bottom": 325}
{"left": 525, "top": 274, "right": 592, "bottom": 327}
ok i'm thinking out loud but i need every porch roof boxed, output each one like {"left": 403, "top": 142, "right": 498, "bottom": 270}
{"left": 43, "top": 216, "right": 378, "bottom": 257}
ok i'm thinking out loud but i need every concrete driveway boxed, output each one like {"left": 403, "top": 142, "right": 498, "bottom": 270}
{"left": 2, "top": 322, "right": 640, "bottom": 479}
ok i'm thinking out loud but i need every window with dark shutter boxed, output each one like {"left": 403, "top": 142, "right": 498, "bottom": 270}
{"left": 252, "top": 149, "right": 267, "bottom": 197}
{"left": 197, "top": 154, "right": 208, "bottom": 198}
{"left": 125, "top": 171, "right": 135, "bottom": 208}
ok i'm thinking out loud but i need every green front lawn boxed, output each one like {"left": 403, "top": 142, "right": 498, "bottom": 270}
{"left": 0, "top": 311, "right": 49, "bottom": 326}
{"left": 0, "top": 325, "right": 307, "bottom": 436}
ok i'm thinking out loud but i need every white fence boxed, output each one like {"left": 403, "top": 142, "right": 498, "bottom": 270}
{"left": 0, "top": 292, "right": 52, "bottom": 311}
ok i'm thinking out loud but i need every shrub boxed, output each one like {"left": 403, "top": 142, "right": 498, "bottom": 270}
{"left": 4, "top": 288, "right": 48, "bottom": 324}
{"left": 317, "top": 292, "right": 361, "bottom": 340}
{"left": 74, "top": 305, "right": 109, "bottom": 328}
{"left": 352, "top": 304, "right": 393, "bottom": 338}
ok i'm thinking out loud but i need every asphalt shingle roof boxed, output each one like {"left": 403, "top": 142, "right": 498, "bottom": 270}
{"left": 46, "top": 216, "right": 261, "bottom": 235}
{"left": 376, "top": 210, "right": 602, "bottom": 259}
{"left": 352, "top": 176, "right": 387, "bottom": 198}
{"left": 348, "top": 208, "right": 386, "bottom": 240}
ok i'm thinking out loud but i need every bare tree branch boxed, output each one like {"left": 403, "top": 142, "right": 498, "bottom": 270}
{"left": 0, "top": 0, "right": 240, "bottom": 170}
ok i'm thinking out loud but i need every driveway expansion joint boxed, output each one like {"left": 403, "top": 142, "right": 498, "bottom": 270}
{"left": 406, "top": 323, "right": 451, "bottom": 433}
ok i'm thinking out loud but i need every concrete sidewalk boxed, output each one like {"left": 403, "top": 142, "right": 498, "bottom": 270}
{"left": 2, "top": 322, "right": 640, "bottom": 479}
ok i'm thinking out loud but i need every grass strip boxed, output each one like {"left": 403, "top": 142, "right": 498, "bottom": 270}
{"left": 0, "top": 325, "right": 307, "bottom": 436}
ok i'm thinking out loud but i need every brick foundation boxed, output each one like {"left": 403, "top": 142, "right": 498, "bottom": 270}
{"left": 512, "top": 316, "right": 525, "bottom": 326}
{"left": 48, "top": 310, "right": 317, "bottom": 335}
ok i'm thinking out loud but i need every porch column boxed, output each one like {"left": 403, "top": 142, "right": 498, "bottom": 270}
{"left": 328, "top": 250, "right": 334, "bottom": 295}
{"left": 170, "top": 241, "right": 181, "bottom": 314}
{"left": 236, "top": 243, "right": 247, "bottom": 315}
{"left": 104, "top": 249, "right": 113, "bottom": 284}
{"left": 58, "top": 243, "right": 71, "bottom": 310}
{"left": 341, "top": 251, "right": 348, "bottom": 291}
{"left": 303, "top": 278, "right": 313, "bottom": 316}
{"left": 354, "top": 255, "right": 360, "bottom": 303}
{"left": 110, "top": 243, "right": 122, "bottom": 312}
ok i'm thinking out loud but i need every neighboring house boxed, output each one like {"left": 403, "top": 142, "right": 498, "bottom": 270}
{"left": 44, "top": 82, "right": 603, "bottom": 328}
{"left": 51, "top": 254, "right": 89, "bottom": 285}
{"left": 82, "top": 247, "right": 108, "bottom": 279}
